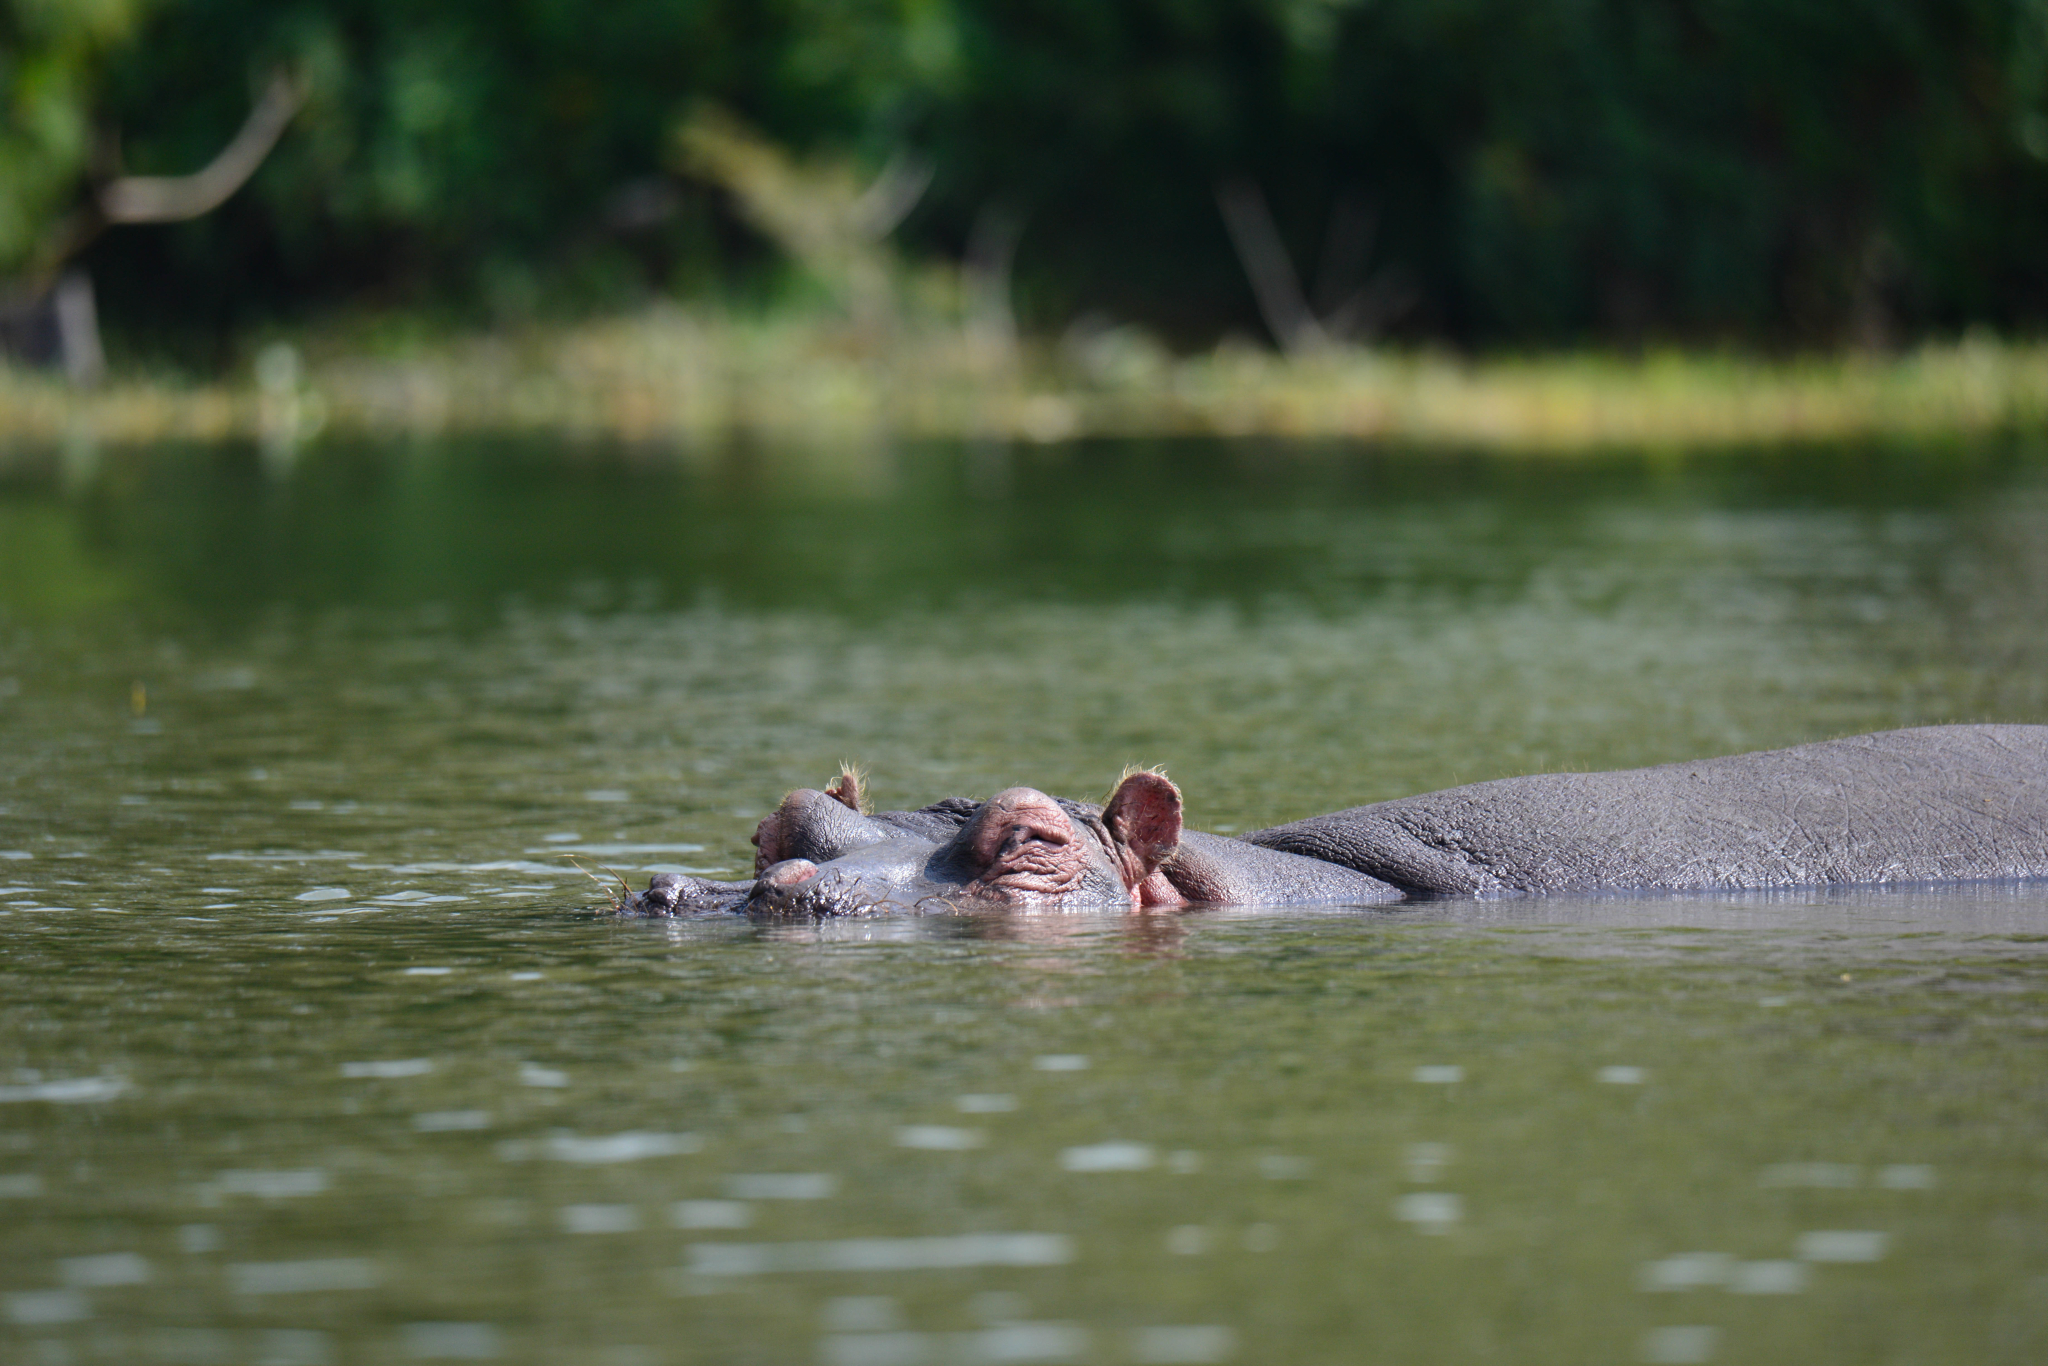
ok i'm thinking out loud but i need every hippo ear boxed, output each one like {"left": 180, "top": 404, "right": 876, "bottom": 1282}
{"left": 1102, "top": 771, "right": 1183, "bottom": 886}
{"left": 752, "top": 808, "right": 789, "bottom": 872}
{"left": 824, "top": 764, "right": 868, "bottom": 814}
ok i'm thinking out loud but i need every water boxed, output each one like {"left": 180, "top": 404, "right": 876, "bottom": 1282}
{"left": 2, "top": 434, "right": 2046, "bottom": 1364}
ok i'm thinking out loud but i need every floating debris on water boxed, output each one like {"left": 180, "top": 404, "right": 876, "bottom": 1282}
{"left": 499, "top": 1132, "right": 701, "bottom": 1164}
{"left": 561, "top": 1204, "right": 641, "bottom": 1234}
{"left": 215, "top": 1170, "right": 329, "bottom": 1198}
{"left": 341, "top": 1059, "right": 433, "bottom": 1079}
{"left": 897, "top": 1125, "right": 985, "bottom": 1150}
{"left": 686, "top": 1233, "right": 1073, "bottom": 1275}
{"left": 58, "top": 1253, "right": 150, "bottom": 1287}
{"left": 1796, "top": 1231, "right": 1888, "bottom": 1262}
{"left": 725, "top": 1173, "right": 836, "bottom": 1199}
{"left": 5, "top": 1289, "right": 90, "bottom": 1324}
{"left": 0, "top": 1076, "right": 127, "bottom": 1103}
{"left": 226, "top": 1258, "right": 380, "bottom": 1295}
{"left": 672, "top": 1200, "right": 751, "bottom": 1229}
{"left": 1726, "top": 1260, "right": 1807, "bottom": 1294}
{"left": 1640, "top": 1254, "right": 1733, "bottom": 1291}
{"left": 1393, "top": 1193, "right": 1462, "bottom": 1232}
{"left": 1060, "top": 1143, "right": 1154, "bottom": 1173}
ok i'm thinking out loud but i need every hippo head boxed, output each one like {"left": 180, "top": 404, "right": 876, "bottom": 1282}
{"left": 625, "top": 769, "right": 1185, "bottom": 917}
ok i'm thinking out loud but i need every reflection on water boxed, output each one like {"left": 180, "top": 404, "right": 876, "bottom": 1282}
{"left": 2, "top": 435, "right": 2047, "bottom": 1362}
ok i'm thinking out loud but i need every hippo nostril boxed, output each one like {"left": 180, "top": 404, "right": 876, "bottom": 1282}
{"left": 760, "top": 859, "right": 820, "bottom": 888}
{"left": 628, "top": 873, "right": 683, "bottom": 913}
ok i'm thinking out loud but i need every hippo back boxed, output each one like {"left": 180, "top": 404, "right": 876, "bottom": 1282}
{"left": 1242, "top": 725, "right": 2048, "bottom": 895}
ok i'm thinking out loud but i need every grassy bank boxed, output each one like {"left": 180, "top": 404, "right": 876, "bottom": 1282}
{"left": 6, "top": 309, "right": 2048, "bottom": 452}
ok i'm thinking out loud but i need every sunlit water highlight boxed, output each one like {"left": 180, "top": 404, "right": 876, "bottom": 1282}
{"left": 2, "top": 436, "right": 2046, "bottom": 1363}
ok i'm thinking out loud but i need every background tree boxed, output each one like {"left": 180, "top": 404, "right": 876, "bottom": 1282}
{"left": 22, "top": 0, "right": 2048, "bottom": 351}
{"left": 1, "top": 0, "right": 155, "bottom": 276}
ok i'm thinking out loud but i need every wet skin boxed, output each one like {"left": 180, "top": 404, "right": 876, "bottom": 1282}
{"left": 622, "top": 725, "right": 2048, "bottom": 917}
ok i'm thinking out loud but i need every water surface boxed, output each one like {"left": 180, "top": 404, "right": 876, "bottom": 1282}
{"left": 1, "top": 435, "right": 2045, "bottom": 1364}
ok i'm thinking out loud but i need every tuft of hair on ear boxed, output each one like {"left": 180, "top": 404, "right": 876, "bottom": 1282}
{"left": 1106, "top": 763, "right": 1169, "bottom": 807}
{"left": 826, "top": 763, "right": 871, "bottom": 815}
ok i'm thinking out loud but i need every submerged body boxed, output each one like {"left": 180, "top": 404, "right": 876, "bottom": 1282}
{"left": 624, "top": 725, "right": 2048, "bottom": 917}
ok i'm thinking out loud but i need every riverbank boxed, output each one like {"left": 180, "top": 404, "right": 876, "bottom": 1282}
{"left": 5, "top": 308, "right": 2048, "bottom": 452}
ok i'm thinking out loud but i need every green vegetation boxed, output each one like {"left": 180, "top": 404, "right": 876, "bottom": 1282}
{"left": 9, "top": 0, "right": 2048, "bottom": 350}
{"left": 0, "top": 0, "right": 153, "bottom": 275}
{"left": 12, "top": 0, "right": 2048, "bottom": 443}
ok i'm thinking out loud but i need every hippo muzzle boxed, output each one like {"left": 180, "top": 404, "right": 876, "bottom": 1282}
{"left": 629, "top": 872, "right": 753, "bottom": 915}
{"left": 744, "top": 840, "right": 966, "bottom": 916}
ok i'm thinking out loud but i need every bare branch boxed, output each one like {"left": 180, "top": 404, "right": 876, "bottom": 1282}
{"left": 52, "top": 271, "right": 105, "bottom": 386}
{"left": 1215, "top": 179, "right": 1326, "bottom": 355}
{"left": 853, "top": 151, "right": 935, "bottom": 240}
{"left": 1323, "top": 268, "right": 1419, "bottom": 344}
{"left": 97, "top": 71, "right": 304, "bottom": 224}
{"left": 673, "top": 106, "right": 916, "bottom": 338}
{"left": 963, "top": 202, "right": 1024, "bottom": 360}
{"left": 1311, "top": 192, "right": 1378, "bottom": 319}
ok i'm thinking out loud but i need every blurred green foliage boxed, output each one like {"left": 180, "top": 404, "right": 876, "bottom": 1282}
{"left": 0, "top": 0, "right": 152, "bottom": 273}
{"left": 71, "top": 0, "right": 943, "bottom": 341}
{"left": 23, "top": 0, "right": 2048, "bottom": 346}
{"left": 926, "top": 0, "right": 2048, "bottom": 345}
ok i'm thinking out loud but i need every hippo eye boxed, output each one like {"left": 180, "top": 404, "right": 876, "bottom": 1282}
{"left": 969, "top": 823, "right": 1089, "bottom": 899}
{"left": 955, "top": 788, "right": 1099, "bottom": 902}
{"left": 997, "top": 821, "right": 1069, "bottom": 856}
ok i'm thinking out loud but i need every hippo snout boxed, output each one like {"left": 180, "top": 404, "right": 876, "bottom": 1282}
{"left": 759, "top": 859, "right": 820, "bottom": 888}
{"left": 744, "top": 863, "right": 890, "bottom": 917}
{"left": 624, "top": 872, "right": 753, "bottom": 917}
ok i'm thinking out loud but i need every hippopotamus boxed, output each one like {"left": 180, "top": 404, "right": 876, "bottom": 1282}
{"left": 621, "top": 725, "right": 2048, "bottom": 917}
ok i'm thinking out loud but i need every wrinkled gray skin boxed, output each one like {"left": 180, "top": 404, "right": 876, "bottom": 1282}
{"left": 623, "top": 725, "right": 2048, "bottom": 917}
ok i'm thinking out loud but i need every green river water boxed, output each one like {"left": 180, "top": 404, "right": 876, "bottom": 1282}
{"left": 1, "top": 435, "right": 2045, "bottom": 1365}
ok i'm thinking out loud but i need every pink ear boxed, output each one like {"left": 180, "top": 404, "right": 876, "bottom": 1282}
{"left": 1102, "top": 772, "right": 1183, "bottom": 887}
{"left": 824, "top": 768, "right": 864, "bottom": 813}
{"left": 751, "top": 807, "right": 787, "bottom": 874}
